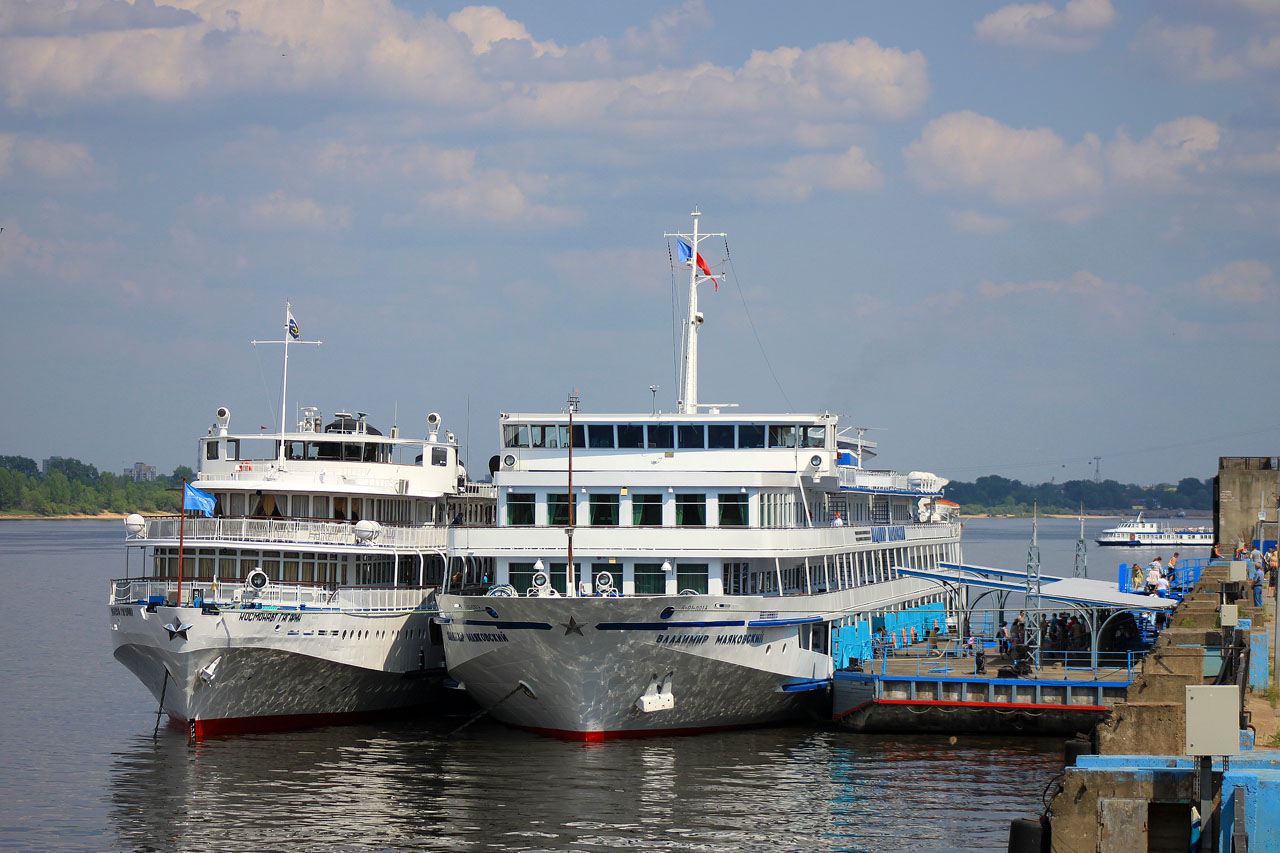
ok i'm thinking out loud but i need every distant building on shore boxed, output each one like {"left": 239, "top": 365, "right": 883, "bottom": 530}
{"left": 40, "top": 456, "right": 64, "bottom": 475}
{"left": 123, "top": 462, "right": 157, "bottom": 482}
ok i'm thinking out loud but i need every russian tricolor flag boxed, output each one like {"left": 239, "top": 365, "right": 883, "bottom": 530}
{"left": 677, "top": 240, "right": 717, "bottom": 291}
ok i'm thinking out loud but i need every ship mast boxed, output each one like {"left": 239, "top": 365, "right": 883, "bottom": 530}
{"left": 252, "top": 301, "right": 321, "bottom": 468}
{"left": 665, "top": 208, "right": 725, "bottom": 414}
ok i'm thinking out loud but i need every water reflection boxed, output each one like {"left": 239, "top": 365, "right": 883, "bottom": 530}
{"left": 108, "top": 722, "right": 1060, "bottom": 852}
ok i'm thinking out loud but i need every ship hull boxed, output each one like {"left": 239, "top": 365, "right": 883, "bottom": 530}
{"left": 110, "top": 603, "right": 444, "bottom": 737}
{"left": 438, "top": 593, "right": 834, "bottom": 740}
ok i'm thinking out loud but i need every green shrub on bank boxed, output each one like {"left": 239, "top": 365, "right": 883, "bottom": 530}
{"left": 0, "top": 456, "right": 182, "bottom": 516}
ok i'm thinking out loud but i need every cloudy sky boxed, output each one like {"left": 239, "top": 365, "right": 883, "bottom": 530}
{"left": 2, "top": 0, "right": 1278, "bottom": 486}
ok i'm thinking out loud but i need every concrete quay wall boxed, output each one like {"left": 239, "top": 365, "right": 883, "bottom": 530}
{"left": 1044, "top": 558, "right": 1269, "bottom": 851}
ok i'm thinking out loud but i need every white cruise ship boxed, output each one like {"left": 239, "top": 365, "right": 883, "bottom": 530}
{"left": 1094, "top": 513, "right": 1212, "bottom": 547}
{"left": 439, "top": 210, "right": 962, "bottom": 740}
{"left": 109, "top": 312, "right": 494, "bottom": 738}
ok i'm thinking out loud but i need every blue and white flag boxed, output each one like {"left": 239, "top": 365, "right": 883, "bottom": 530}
{"left": 183, "top": 482, "right": 217, "bottom": 517}
{"left": 287, "top": 308, "right": 300, "bottom": 340}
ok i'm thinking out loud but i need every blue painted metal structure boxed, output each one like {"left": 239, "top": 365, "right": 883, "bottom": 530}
{"left": 1072, "top": 754, "right": 1280, "bottom": 851}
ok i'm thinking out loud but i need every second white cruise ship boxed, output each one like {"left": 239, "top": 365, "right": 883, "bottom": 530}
{"left": 439, "top": 210, "right": 962, "bottom": 739}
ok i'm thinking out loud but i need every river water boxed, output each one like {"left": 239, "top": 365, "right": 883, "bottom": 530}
{"left": 0, "top": 516, "right": 1202, "bottom": 852}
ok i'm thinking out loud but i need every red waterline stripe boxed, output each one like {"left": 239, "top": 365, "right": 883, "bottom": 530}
{"left": 189, "top": 709, "right": 383, "bottom": 739}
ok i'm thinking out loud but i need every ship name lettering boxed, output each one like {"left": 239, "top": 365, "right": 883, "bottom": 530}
{"left": 714, "top": 633, "right": 763, "bottom": 645}
{"left": 110, "top": 607, "right": 133, "bottom": 617}
{"left": 447, "top": 630, "right": 509, "bottom": 643}
{"left": 655, "top": 633, "right": 708, "bottom": 646}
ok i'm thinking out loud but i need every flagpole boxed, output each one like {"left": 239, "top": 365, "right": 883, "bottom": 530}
{"left": 278, "top": 300, "right": 290, "bottom": 466}
{"left": 177, "top": 478, "right": 186, "bottom": 605}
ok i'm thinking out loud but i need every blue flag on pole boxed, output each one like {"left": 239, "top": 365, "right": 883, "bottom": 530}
{"left": 183, "top": 482, "right": 217, "bottom": 517}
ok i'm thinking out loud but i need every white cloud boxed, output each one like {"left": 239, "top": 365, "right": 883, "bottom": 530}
{"left": 0, "top": 0, "right": 486, "bottom": 107}
{"left": 975, "top": 0, "right": 1115, "bottom": 51}
{"left": 1189, "top": 260, "right": 1274, "bottom": 303}
{"left": 904, "top": 111, "right": 1221, "bottom": 212}
{"left": 1131, "top": 23, "right": 1246, "bottom": 81}
{"left": 903, "top": 111, "right": 1103, "bottom": 205}
{"left": 447, "top": 6, "right": 564, "bottom": 58}
{"left": 0, "top": 0, "right": 198, "bottom": 36}
{"left": 1107, "top": 116, "right": 1221, "bottom": 184}
{"left": 755, "top": 146, "right": 882, "bottom": 201}
{"left": 949, "top": 210, "right": 1013, "bottom": 234}
{"left": 0, "top": 133, "right": 95, "bottom": 180}
{"left": 240, "top": 190, "right": 352, "bottom": 231}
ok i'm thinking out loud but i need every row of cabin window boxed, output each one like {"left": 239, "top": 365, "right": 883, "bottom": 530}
{"left": 502, "top": 423, "right": 827, "bottom": 451}
{"left": 505, "top": 493, "right": 747, "bottom": 527}
{"left": 205, "top": 439, "right": 448, "bottom": 467}
{"left": 212, "top": 492, "right": 426, "bottom": 524}
{"left": 508, "top": 561, "right": 710, "bottom": 595}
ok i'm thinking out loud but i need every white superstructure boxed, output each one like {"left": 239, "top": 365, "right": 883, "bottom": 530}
{"left": 1094, "top": 513, "right": 1212, "bottom": 547}
{"left": 439, "top": 210, "right": 963, "bottom": 739}
{"left": 109, "top": 314, "right": 494, "bottom": 738}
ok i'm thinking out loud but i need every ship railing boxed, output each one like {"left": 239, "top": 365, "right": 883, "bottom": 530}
{"left": 1117, "top": 557, "right": 1209, "bottom": 597}
{"left": 851, "top": 638, "right": 1142, "bottom": 681}
{"left": 462, "top": 482, "right": 497, "bottom": 499}
{"left": 109, "top": 577, "right": 437, "bottom": 613}
{"left": 130, "top": 516, "right": 448, "bottom": 551}
{"left": 838, "top": 469, "right": 912, "bottom": 491}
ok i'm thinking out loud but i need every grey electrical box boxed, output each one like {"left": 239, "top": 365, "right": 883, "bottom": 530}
{"left": 1185, "top": 685, "right": 1240, "bottom": 756}
{"left": 1221, "top": 604, "right": 1239, "bottom": 628}
{"left": 1229, "top": 560, "right": 1248, "bottom": 582}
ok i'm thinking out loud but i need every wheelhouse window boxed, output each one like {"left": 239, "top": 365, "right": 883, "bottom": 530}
{"left": 206, "top": 441, "right": 219, "bottom": 460}
{"left": 708, "top": 424, "right": 735, "bottom": 448}
{"left": 506, "top": 494, "right": 534, "bottom": 526}
{"left": 801, "top": 425, "right": 826, "bottom": 448}
{"left": 547, "top": 493, "right": 570, "bottom": 526}
{"left": 676, "top": 493, "right": 706, "bottom": 526}
{"left": 768, "top": 425, "right": 797, "bottom": 448}
{"left": 632, "top": 494, "right": 663, "bottom": 525}
{"left": 616, "top": 424, "right": 645, "bottom": 448}
{"left": 503, "top": 424, "right": 530, "bottom": 448}
{"left": 588, "top": 424, "right": 615, "bottom": 449}
{"left": 531, "top": 424, "right": 566, "bottom": 448}
{"left": 589, "top": 494, "right": 619, "bottom": 526}
{"left": 677, "top": 424, "right": 705, "bottom": 449}
{"left": 676, "top": 563, "right": 709, "bottom": 595}
{"left": 571, "top": 424, "right": 585, "bottom": 448}
{"left": 634, "top": 563, "right": 666, "bottom": 595}
{"left": 432, "top": 447, "right": 448, "bottom": 466}
{"left": 718, "top": 493, "right": 748, "bottom": 527}
{"left": 738, "top": 424, "right": 765, "bottom": 448}
{"left": 646, "top": 424, "right": 674, "bottom": 449}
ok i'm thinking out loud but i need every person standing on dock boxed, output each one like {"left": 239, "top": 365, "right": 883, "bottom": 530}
{"left": 1131, "top": 564, "right": 1143, "bottom": 593}
{"left": 1166, "top": 552, "right": 1178, "bottom": 579}
{"left": 1251, "top": 560, "right": 1265, "bottom": 607}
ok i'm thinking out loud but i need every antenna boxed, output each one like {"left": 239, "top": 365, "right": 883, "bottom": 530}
{"left": 649, "top": 385, "right": 659, "bottom": 416}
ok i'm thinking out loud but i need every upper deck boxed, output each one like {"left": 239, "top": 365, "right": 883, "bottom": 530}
{"left": 197, "top": 407, "right": 468, "bottom": 499}
{"left": 495, "top": 411, "right": 944, "bottom": 496}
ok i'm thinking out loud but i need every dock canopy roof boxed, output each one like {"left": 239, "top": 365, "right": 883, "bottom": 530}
{"left": 895, "top": 562, "right": 1177, "bottom": 610}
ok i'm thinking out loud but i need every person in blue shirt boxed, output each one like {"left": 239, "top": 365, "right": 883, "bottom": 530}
{"left": 1252, "top": 561, "right": 1265, "bottom": 607}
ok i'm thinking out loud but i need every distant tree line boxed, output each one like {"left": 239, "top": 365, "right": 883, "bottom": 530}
{"left": 0, "top": 455, "right": 192, "bottom": 516}
{"left": 945, "top": 475, "right": 1213, "bottom": 515}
